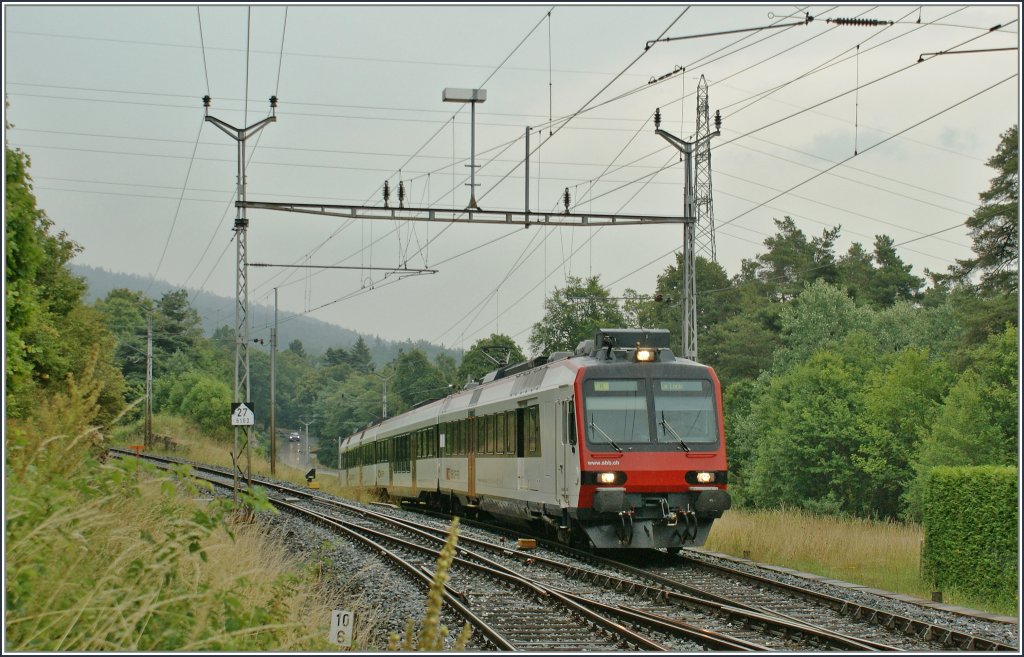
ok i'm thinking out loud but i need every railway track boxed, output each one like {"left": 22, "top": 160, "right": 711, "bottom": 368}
{"left": 410, "top": 505, "right": 1018, "bottom": 652}
{"left": 111, "top": 449, "right": 1017, "bottom": 651}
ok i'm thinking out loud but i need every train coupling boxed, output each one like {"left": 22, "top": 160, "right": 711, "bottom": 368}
{"left": 657, "top": 498, "right": 677, "bottom": 526}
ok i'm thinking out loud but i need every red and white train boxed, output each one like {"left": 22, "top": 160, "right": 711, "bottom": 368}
{"left": 338, "top": 328, "right": 730, "bottom": 551}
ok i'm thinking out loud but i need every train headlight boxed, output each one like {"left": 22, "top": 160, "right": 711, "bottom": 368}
{"left": 584, "top": 471, "right": 626, "bottom": 485}
{"left": 635, "top": 347, "right": 656, "bottom": 362}
{"left": 685, "top": 470, "right": 727, "bottom": 485}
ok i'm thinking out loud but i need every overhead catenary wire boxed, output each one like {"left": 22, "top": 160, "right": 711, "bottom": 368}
{"left": 716, "top": 73, "right": 1017, "bottom": 231}
{"left": 143, "top": 117, "right": 206, "bottom": 297}
{"left": 299, "top": 5, "right": 1011, "bottom": 345}
{"left": 254, "top": 7, "right": 561, "bottom": 319}
{"left": 10, "top": 7, "right": 1015, "bottom": 350}
{"left": 251, "top": 6, "right": 557, "bottom": 311}
{"left": 197, "top": 7, "right": 211, "bottom": 97}
{"left": 274, "top": 6, "right": 288, "bottom": 96}
{"left": 457, "top": 64, "right": 1013, "bottom": 345}
{"left": 7, "top": 119, "right": 985, "bottom": 252}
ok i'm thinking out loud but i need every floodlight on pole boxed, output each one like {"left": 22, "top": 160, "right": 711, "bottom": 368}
{"left": 443, "top": 87, "right": 487, "bottom": 211}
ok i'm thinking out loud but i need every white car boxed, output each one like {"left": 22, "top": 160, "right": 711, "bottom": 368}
{"left": 288, "top": 432, "right": 301, "bottom": 443}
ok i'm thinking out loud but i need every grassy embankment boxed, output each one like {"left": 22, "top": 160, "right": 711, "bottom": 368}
{"left": 704, "top": 508, "right": 1017, "bottom": 617}
{"left": 6, "top": 402, "right": 399, "bottom": 651}
{"left": 126, "top": 414, "right": 381, "bottom": 504}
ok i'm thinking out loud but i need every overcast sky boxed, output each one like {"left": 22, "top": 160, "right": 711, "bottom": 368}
{"left": 4, "top": 3, "right": 1020, "bottom": 352}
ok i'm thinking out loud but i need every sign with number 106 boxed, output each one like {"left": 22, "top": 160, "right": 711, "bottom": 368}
{"left": 329, "top": 609, "right": 353, "bottom": 647}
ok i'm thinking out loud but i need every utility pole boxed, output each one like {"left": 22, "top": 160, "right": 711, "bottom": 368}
{"left": 653, "top": 105, "right": 721, "bottom": 360}
{"left": 203, "top": 94, "right": 276, "bottom": 495}
{"left": 524, "top": 126, "right": 530, "bottom": 227}
{"left": 299, "top": 415, "right": 317, "bottom": 470}
{"left": 145, "top": 315, "right": 153, "bottom": 447}
{"left": 375, "top": 372, "right": 395, "bottom": 419}
{"left": 269, "top": 288, "right": 278, "bottom": 475}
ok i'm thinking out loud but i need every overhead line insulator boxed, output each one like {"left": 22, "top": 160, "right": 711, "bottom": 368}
{"left": 826, "top": 17, "right": 894, "bottom": 27}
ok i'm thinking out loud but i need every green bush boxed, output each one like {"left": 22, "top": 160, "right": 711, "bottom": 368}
{"left": 921, "top": 466, "right": 1018, "bottom": 606}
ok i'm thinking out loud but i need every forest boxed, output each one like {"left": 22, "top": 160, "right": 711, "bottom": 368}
{"left": 6, "top": 125, "right": 1018, "bottom": 524}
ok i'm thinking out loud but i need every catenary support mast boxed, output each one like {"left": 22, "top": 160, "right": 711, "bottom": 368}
{"left": 203, "top": 95, "right": 276, "bottom": 497}
{"left": 654, "top": 104, "right": 720, "bottom": 360}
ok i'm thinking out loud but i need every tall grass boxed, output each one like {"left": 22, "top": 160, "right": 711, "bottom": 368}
{"left": 704, "top": 507, "right": 1016, "bottom": 616}
{"left": 5, "top": 376, "right": 383, "bottom": 650}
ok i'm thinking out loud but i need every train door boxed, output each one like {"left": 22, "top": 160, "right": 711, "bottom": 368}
{"left": 388, "top": 436, "right": 394, "bottom": 488}
{"left": 436, "top": 425, "right": 444, "bottom": 490}
{"left": 467, "top": 414, "right": 476, "bottom": 499}
{"left": 556, "top": 395, "right": 574, "bottom": 506}
{"left": 515, "top": 407, "right": 526, "bottom": 489}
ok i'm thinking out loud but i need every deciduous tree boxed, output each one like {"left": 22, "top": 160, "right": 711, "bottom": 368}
{"left": 529, "top": 276, "right": 625, "bottom": 354}
{"left": 456, "top": 334, "right": 525, "bottom": 383}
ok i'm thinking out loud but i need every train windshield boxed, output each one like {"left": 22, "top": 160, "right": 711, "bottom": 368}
{"left": 653, "top": 380, "right": 718, "bottom": 447}
{"left": 583, "top": 379, "right": 650, "bottom": 448}
{"left": 583, "top": 377, "right": 719, "bottom": 451}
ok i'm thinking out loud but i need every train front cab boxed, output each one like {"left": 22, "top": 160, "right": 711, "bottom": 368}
{"left": 569, "top": 337, "right": 731, "bottom": 550}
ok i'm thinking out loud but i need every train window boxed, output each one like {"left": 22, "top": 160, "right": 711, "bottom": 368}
{"left": 516, "top": 408, "right": 525, "bottom": 457}
{"left": 391, "top": 434, "right": 411, "bottom": 473}
{"left": 492, "top": 416, "right": 500, "bottom": 454}
{"left": 504, "top": 412, "right": 514, "bottom": 454}
{"left": 525, "top": 405, "right": 540, "bottom": 456}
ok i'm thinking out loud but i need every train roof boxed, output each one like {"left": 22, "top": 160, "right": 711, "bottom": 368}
{"left": 340, "top": 328, "right": 707, "bottom": 447}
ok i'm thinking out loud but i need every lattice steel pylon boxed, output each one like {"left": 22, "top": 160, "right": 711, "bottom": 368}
{"left": 694, "top": 75, "right": 716, "bottom": 263}
{"left": 654, "top": 97, "right": 720, "bottom": 361}
{"left": 204, "top": 95, "right": 276, "bottom": 498}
